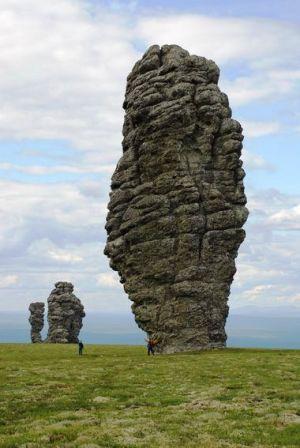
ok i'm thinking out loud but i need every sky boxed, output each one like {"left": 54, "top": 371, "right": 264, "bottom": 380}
{"left": 0, "top": 0, "right": 300, "bottom": 318}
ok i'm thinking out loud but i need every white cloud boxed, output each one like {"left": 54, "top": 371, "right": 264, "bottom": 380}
{"left": 221, "top": 72, "right": 299, "bottom": 106}
{"left": 0, "top": 0, "right": 138, "bottom": 157}
{"left": 234, "top": 265, "right": 284, "bottom": 288}
{"left": 228, "top": 187, "right": 300, "bottom": 308}
{"left": 235, "top": 283, "right": 300, "bottom": 305}
{"left": 242, "top": 149, "right": 275, "bottom": 171}
{"left": 136, "top": 15, "right": 300, "bottom": 67}
{"left": 49, "top": 250, "right": 82, "bottom": 263}
{"left": 243, "top": 284, "right": 275, "bottom": 299}
{"left": 27, "top": 239, "right": 83, "bottom": 263}
{"left": 270, "top": 69, "right": 300, "bottom": 82}
{"left": 267, "top": 204, "right": 300, "bottom": 230}
{"left": 0, "top": 179, "right": 108, "bottom": 256}
{"left": 0, "top": 275, "right": 18, "bottom": 288}
{"left": 97, "top": 272, "right": 120, "bottom": 287}
{"left": 0, "top": 2, "right": 299, "bottom": 159}
{"left": 247, "top": 189, "right": 298, "bottom": 215}
{"left": 242, "top": 121, "right": 280, "bottom": 138}
{"left": 0, "top": 162, "right": 115, "bottom": 175}
{"left": 287, "top": 293, "right": 300, "bottom": 304}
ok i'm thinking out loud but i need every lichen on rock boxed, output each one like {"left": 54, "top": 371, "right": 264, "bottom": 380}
{"left": 104, "top": 44, "right": 248, "bottom": 353}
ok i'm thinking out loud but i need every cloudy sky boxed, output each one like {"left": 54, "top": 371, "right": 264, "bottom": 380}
{"left": 0, "top": 0, "right": 299, "bottom": 317}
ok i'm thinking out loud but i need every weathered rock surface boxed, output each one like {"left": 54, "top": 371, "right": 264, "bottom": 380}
{"left": 28, "top": 302, "right": 45, "bottom": 343}
{"left": 46, "top": 282, "right": 85, "bottom": 343}
{"left": 104, "top": 44, "right": 248, "bottom": 353}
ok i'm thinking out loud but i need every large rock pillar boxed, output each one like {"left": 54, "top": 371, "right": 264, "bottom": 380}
{"left": 105, "top": 45, "right": 248, "bottom": 353}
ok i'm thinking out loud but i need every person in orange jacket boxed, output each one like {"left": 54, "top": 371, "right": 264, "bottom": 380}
{"left": 145, "top": 337, "right": 159, "bottom": 355}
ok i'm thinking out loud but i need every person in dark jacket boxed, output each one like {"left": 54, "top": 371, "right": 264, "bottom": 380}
{"left": 78, "top": 340, "right": 84, "bottom": 355}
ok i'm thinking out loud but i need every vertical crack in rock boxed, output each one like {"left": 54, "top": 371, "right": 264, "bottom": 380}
{"left": 28, "top": 302, "right": 45, "bottom": 343}
{"left": 105, "top": 44, "right": 248, "bottom": 353}
{"left": 46, "top": 282, "right": 85, "bottom": 343}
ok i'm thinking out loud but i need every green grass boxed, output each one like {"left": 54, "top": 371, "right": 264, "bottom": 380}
{"left": 0, "top": 345, "right": 299, "bottom": 447}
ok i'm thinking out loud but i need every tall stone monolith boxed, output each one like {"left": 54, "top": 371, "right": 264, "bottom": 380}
{"left": 46, "top": 282, "right": 85, "bottom": 343}
{"left": 28, "top": 302, "right": 45, "bottom": 343}
{"left": 104, "top": 44, "right": 248, "bottom": 353}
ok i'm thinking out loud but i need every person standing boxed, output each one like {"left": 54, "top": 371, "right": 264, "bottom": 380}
{"left": 78, "top": 340, "right": 84, "bottom": 355}
{"left": 145, "top": 338, "right": 158, "bottom": 355}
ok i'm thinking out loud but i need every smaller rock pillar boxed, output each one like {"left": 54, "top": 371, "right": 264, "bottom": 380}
{"left": 28, "top": 302, "right": 45, "bottom": 343}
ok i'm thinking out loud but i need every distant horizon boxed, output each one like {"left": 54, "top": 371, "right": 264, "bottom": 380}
{"left": 2, "top": 302, "right": 300, "bottom": 316}
{"left": 1, "top": 309, "right": 299, "bottom": 349}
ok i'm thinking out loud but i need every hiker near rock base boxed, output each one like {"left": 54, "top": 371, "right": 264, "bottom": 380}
{"left": 145, "top": 338, "right": 159, "bottom": 355}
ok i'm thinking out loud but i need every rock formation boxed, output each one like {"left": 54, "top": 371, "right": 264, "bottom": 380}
{"left": 104, "top": 44, "right": 248, "bottom": 353}
{"left": 28, "top": 302, "right": 45, "bottom": 343}
{"left": 46, "top": 282, "right": 85, "bottom": 343}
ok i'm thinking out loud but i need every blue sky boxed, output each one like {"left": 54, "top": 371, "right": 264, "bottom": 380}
{"left": 103, "top": 0, "right": 300, "bottom": 22}
{"left": 0, "top": 0, "right": 299, "bottom": 317}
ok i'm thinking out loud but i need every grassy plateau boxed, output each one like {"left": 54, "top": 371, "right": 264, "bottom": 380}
{"left": 0, "top": 344, "right": 299, "bottom": 448}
